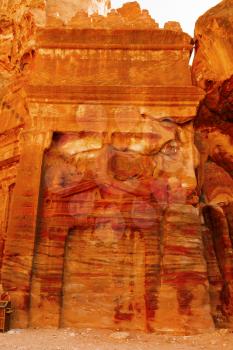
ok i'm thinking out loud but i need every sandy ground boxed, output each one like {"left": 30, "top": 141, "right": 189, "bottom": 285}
{"left": 0, "top": 328, "right": 233, "bottom": 350}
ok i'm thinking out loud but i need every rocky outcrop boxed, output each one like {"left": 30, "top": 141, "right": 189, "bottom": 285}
{"left": 194, "top": 77, "right": 233, "bottom": 328}
{"left": 1, "top": 0, "right": 233, "bottom": 335}
{"left": 0, "top": 1, "right": 212, "bottom": 334}
{"left": 193, "top": 0, "right": 233, "bottom": 330}
{"left": 46, "top": 0, "right": 111, "bottom": 24}
{"left": 192, "top": 0, "right": 233, "bottom": 89}
{"left": 47, "top": 1, "right": 159, "bottom": 29}
{"left": 195, "top": 75, "right": 233, "bottom": 186}
{"left": 0, "top": 0, "right": 43, "bottom": 133}
{"left": 0, "top": 1, "right": 42, "bottom": 281}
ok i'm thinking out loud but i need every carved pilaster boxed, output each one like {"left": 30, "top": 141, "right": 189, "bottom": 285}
{"left": 0, "top": 0, "right": 8, "bottom": 10}
{"left": 1, "top": 130, "right": 52, "bottom": 328}
{"left": 0, "top": 180, "right": 15, "bottom": 281}
{"left": 19, "top": 130, "right": 52, "bottom": 149}
{"left": 0, "top": 180, "right": 14, "bottom": 237}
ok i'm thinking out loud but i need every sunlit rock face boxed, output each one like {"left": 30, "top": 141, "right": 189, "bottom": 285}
{"left": 0, "top": 0, "right": 43, "bottom": 132}
{"left": 47, "top": 1, "right": 159, "bottom": 29}
{"left": 47, "top": 0, "right": 111, "bottom": 23}
{"left": 192, "top": 0, "right": 233, "bottom": 89}
{"left": 28, "top": 111, "right": 206, "bottom": 332}
{"left": 193, "top": 0, "right": 233, "bottom": 330}
{"left": 0, "top": 0, "right": 222, "bottom": 335}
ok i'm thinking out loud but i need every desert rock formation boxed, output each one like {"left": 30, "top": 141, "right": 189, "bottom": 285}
{"left": 193, "top": 0, "right": 233, "bottom": 329}
{"left": 47, "top": 0, "right": 111, "bottom": 24}
{"left": 0, "top": 0, "right": 232, "bottom": 335}
{"left": 192, "top": 0, "right": 233, "bottom": 89}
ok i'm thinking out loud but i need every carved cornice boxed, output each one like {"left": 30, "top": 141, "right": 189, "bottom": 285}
{"left": 26, "top": 85, "right": 204, "bottom": 105}
{"left": 36, "top": 28, "right": 193, "bottom": 51}
{"left": 37, "top": 42, "right": 193, "bottom": 51}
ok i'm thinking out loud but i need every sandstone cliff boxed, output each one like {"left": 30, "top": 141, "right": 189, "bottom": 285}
{"left": 0, "top": 0, "right": 44, "bottom": 133}
{"left": 0, "top": 0, "right": 233, "bottom": 335}
{"left": 192, "top": 0, "right": 233, "bottom": 89}
{"left": 193, "top": 0, "right": 233, "bottom": 328}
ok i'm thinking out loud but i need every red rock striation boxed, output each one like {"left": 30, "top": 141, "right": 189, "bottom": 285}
{"left": 0, "top": 1, "right": 43, "bottom": 286}
{"left": 1, "top": 0, "right": 233, "bottom": 335}
{"left": 193, "top": 0, "right": 233, "bottom": 330}
{"left": 194, "top": 79, "right": 233, "bottom": 328}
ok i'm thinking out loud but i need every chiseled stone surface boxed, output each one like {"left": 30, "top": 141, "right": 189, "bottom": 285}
{"left": 1, "top": 0, "right": 232, "bottom": 335}
{"left": 0, "top": 0, "right": 38, "bottom": 282}
{"left": 28, "top": 111, "right": 207, "bottom": 332}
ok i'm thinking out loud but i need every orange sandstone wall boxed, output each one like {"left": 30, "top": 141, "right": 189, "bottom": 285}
{"left": 0, "top": 0, "right": 41, "bottom": 280}
{"left": 1, "top": 0, "right": 232, "bottom": 334}
{"left": 193, "top": 0, "right": 233, "bottom": 328}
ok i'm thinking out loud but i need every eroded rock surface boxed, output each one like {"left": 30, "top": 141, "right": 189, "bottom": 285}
{"left": 193, "top": 0, "right": 233, "bottom": 330}
{"left": 192, "top": 0, "right": 233, "bottom": 89}
{"left": 0, "top": 1, "right": 42, "bottom": 281}
{"left": 194, "top": 76, "right": 233, "bottom": 328}
{"left": 47, "top": 0, "right": 111, "bottom": 24}
{"left": 1, "top": 0, "right": 232, "bottom": 335}
{"left": 0, "top": 1, "right": 210, "bottom": 334}
{"left": 47, "top": 1, "right": 159, "bottom": 29}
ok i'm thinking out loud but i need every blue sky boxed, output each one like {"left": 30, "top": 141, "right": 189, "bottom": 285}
{"left": 111, "top": 0, "right": 221, "bottom": 35}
